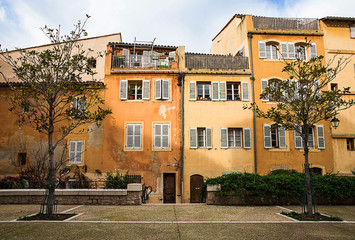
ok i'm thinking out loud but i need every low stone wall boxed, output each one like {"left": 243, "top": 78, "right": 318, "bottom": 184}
{"left": 206, "top": 184, "right": 355, "bottom": 205}
{"left": 0, "top": 183, "right": 142, "bottom": 205}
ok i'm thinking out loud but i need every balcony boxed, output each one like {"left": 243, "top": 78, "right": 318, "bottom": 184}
{"left": 253, "top": 16, "right": 319, "bottom": 31}
{"left": 111, "top": 53, "right": 177, "bottom": 69}
{"left": 185, "top": 53, "right": 249, "bottom": 70}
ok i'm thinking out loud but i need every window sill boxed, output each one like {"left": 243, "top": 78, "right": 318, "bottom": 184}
{"left": 297, "top": 148, "right": 322, "bottom": 153}
{"left": 263, "top": 59, "right": 282, "bottom": 62}
{"left": 152, "top": 148, "right": 171, "bottom": 152}
{"left": 124, "top": 148, "right": 144, "bottom": 152}
{"left": 67, "top": 163, "right": 84, "bottom": 166}
{"left": 268, "top": 148, "right": 289, "bottom": 152}
{"left": 124, "top": 99, "right": 145, "bottom": 102}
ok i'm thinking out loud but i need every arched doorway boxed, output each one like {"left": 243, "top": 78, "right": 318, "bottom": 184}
{"left": 190, "top": 174, "right": 204, "bottom": 203}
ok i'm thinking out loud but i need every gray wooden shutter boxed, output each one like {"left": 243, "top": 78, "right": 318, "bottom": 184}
{"left": 122, "top": 49, "right": 130, "bottom": 67}
{"left": 350, "top": 23, "right": 355, "bottom": 39}
{"left": 280, "top": 42, "right": 288, "bottom": 59}
{"left": 206, "top": 127, "right": 213, "bottom": 148}
{"left": 143, "top": 51, "right": 150, "bottom": 68}
{"left": 162, "top": 80, "right": 170, "bottom": 100}
{"left": 212, "top": 81, "right": 219, "bottom": 101}
{"left": 258, "top": 41, "right": 266, "bottom": 58}
{"left": 261, "top": 78, "right": 269, "bottom": 102}
{"left": 278, "top": 127, "right": 286, "bottom": 149}
{"left": 126, "top": 124, "right": 134, "bottom": 149}
{"left": 263, "top": 124, "right": 272, "bottom": 149}
{"left": 310, "top": 43, "right": 317, "bottom": 59}
{"left": 241, "top": 82, "right": 249, "bottom": 101}
{"left": 189, "top": 81, "right": 197, "bottom": 101}
{"left": 154, "top": 124, "right": 161, "bottom": 148}
{"left": 169, "top": 51, "right": 176, "bottom": 61}
{"left": 189, "top": 128, "right": 197, "bottom": 149}
{"left": 69, "top": 141, "right": 76, "bottom": 164}
{"left": 120, "top": 80, "right": 127, "bottom": 100}
{"left": 135, "top": 124, "right": 142, "bottom": 149}
{"left": 76, "top": 141, "right": 83, "bottom": 163}
{"left": 155, "top": 79, "right": 161, "bottom": 100}
{"left": 142, "top": 80, "right": 150, "bottom": 100}
{"left": 288, "top": 42, "right": 295, "bottom": 59}
{"left": 294, "top": 127, "right": 303, "bottom": 149}
{"left": 219, "top": 82, "right": 227, "bottom": 101}
{"left": 316, "top": 125, "right": 325, "bottom": 149}
{"left": 243, "top": 128, "right": 251, "bottom": 149}
{"left": 220, "top": 128, "right": 228, "bottom": 149}
{"left": 162, "top": 124, "right": 169, "bottom": 148}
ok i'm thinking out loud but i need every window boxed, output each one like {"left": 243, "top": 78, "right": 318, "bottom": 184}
{"left": 18, "top": 153, "right": 26, "bottom": 166}
{"left": 309, "top": 43, "right": 317, "bottom": 59}
{"left": 126, "top": 123, "right": 142, "bottom": 150}
{"left": 263, "top": 124, "right": 286, "bottom": 149}
{"left": 280, "top": 42, "right": 295, "bottom": 59}
{"left": 155, "top": 79, "right": 170, "bottom": 100}
{"left": 154, "top": 123, "right": 169, "bottom": 149}
{"left": 331, "top": 83, "right": 338, "bottom": 91}
{"left": 261, "top": 79, "right": 282, "bottom": 102}
{"left": 197, "top": 82, "right": 211, "bottom": 100}
{"left": 120, "top": 80, "right": 150, "bottom": 100}
{"left": 259, "top": 42, "right": 278, "bottom": 59}
{"left": 131, "top": 53, "right": 143, "bottom": 67}
{"left": 72, "top": 97, "right": 85, "bottom": 118}
{"left": 294, "top": 125, "right": 325, "bottom": 149}
{"left": 347, "top": 138, "right": 355, "bottom": 151}
{"left": 220, "top": 128, "right": 251, "bottom": 149}
{"left": 310, "top": 167, "right": 322, "bottom": 175}
{"left": 295, "top": 45, "right": 306, "bottom": 60}
{"left": 227, "top": 82, "right": 240, "bottom": 101}
{"left": 69, "top": 140, "right": 83, "bottom": 164}
{"left": 189, "top": 127, "right": 212, "bottom": 148}
{"left": 266, "top": 44, "right": 278, "bottom": 59}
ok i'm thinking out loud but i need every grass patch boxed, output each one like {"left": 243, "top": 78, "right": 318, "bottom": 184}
{"left": 281, "top": 211, "right": 343, "bottom": 221}
{"left": 18, "top": 213, "right": 76, "bottom": 221}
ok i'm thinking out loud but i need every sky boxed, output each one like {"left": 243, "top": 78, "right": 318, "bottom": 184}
{"left": 1, "top": 0, "right": 355, "bottom": 53}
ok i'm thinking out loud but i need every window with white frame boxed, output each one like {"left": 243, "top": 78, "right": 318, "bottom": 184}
{"left": 120, "top": 80, "right": 150, "bottom": 100}
{"left": 126, "top": 123, "right": 142, "bottom": 150}
{"left": 295, "top": 45, "right": 307, "bottom": 60}
{"left": 155, "top": 79, "right": 170, "bottom": 100}
{"left": 263, "top": 124, "right": 286, "bottom": 149}
{"left": 189, "top": 127, "right": 212, "bottom": 148}
{"left": 266, "top": 43, "right": 278, "bottom": 59}
{"left": 261, "top": 79, "right": 282, "bottom": 102}
{"left": 72, "top": 97, "right": 85, "bottom": 118}
{"left": 220, "top": 128, "right": 251, "bottom": 149}
{"left": 227, "top": 82, "right": 241, "bottom": 101}
{"left": 280, "top": 42, "right": 295, "bottom": 59}
{"left": 197, "top": 82, "right": 211, "bottom": 100}
{"left": 294, "top": 125, "right": 325, "bottom": 149}
{"left": 69, "top": 140, "right": 83, "bottom": 164}
{"left": 154, "top": 123, "right": 169, "bottom": 149}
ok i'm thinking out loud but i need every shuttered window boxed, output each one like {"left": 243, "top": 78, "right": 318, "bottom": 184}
{"left": 221, "top": 128, "right": 243, "bottom": 149}
{"left": 126, "top": 124, "right": 142, "bottom": 150}
{"left": 261, "top": 79, "right": 269, "bottom": 102}
{"left": 316, "top": 125, "right": 325, "bottom": 149}
{"left": 241, "top": 82, "right": 249, "bottom": 101}
{"left": 258, "top": 41, "right": 266, "bottom": 58}
{"left": 155, "top": 79, "right": 170, "bottom": 100}
{"left": 189, "top": 128, "right": 197, "bottom": 148}
{"left": 278, "top": 127, "right": 286, "bottom": 149}
{"left": 263, "top": 124, "right": 287, "bottom": 149}
{"left": 280, "top": 42, "right": 295, "bottom": 59}
{"left": 120, "top": 80, "right": 128, "bottom": 100}
{"left": 220, "top": 128, "right": 228, "bottom": 149}
{"left": 211, "top": 81, "right": 227, "bottom": 101}
{"left": 294, "top": 127, "right": 303, "bottom": 149}
{"left": 189, "top": 81, "right": 197, "bottom": 101}
{"left": 191, "top": 127, "right": 212, "bottom": 149}
{"left": 154, "top": 123, "right": 169, "bottom": 149}
{"left": 243, "top": 128, "right": 252, "bottom": 149}
{"left": 309, "top": 43, "right": 317, "bottom": 59}
{"left": 142, "top": 80, "right": 150, "bottom": 100}
{"left": 69, "top": 140, "right": 83, "bottom": 164}
{"left": 121, "top": 80, "right": 151, "bottom": 101}
{"left": 263, "top": 124, "right": 272, "bottom": 149}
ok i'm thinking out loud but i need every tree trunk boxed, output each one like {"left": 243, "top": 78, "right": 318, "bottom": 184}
{"left": 46, "top": 130, "right": 55, "bottom": 216}
{"left": 303, "top": 125, "right": 313, "bottom": 216}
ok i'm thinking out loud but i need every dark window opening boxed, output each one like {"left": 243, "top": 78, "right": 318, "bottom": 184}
{"left": 347, "top": 138, "right": 355, "bottom": 151}
{"left": 331, "top": 83, "right": 338, "bottom": 91}
{"left": 227, "top": 82, "right": 240, "bottom": 101}
{"left": 310, "top": 167, "right": 322, "bottom": 175}
{"left": 197, "top": 82, "right": 211, "bottom": 100}
{"left": 88, "top": 58, "right": 97, "bottom": 68}
{"left": 18, "top": 153, "right": 27, "bottom": 166}
{"left": 128, "top": 81, "right": 143, "bottom": 100}
{"left": 127, "top": 175, "right": 142, "bottom": 183}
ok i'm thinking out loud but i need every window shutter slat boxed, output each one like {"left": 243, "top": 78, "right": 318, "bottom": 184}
{"left": 189, "top": 81, "right": 197, "bottom": 101}
{"left": 162, "top": 80, "right": 170, "bottom": 100}
{"left": 243, "top": 128, "right": 251, "bottom": 149}
{"left": 261, "top": 78, "right": 269, "bottom": 102}
{"left": 162, "top": 124, "right": 169, "bottom": 148}
{"left": 143, "top": 51, "right": 150, "bottom": 68}
{"left": 220, "top": 128, "right": 228, "bottom": 149}
{"left": 241, "top": 82, "right": 249, "bottom": 101}
{"left": 206, "top": 128, "right": 213, "bottom": 148}
{"left": 317, "top": 125, "right": 325, "bottom": 149}
{"left": 142, "top": 80, "right": 150, "bottom": 100}
{"left": 263, "top": 124, "right": 272, "bottom": 148}
{"left": 189, "top": 128, "right": 197, "bottom": 149}
{"left": 212, "top": 81, "right": 219, "bottom": 101}
{"left": 120, "top": 80, "right": 128, "bottom": 100}
{"left": 122, "top": 49, "right": 130, "bottom": 67}
{"left": 219, "top": 82, "right": 226, "bottom": 101}
{"left": 155, "top": 79, "right": 162, "bottom": 99}
{"left": 310, "top": 43, "right": 317, "bottom": 59}
{"left": 258, "top": 41, "right": 266, "bottom": 58}
{"left": 294, "top": 127, "right": 303, "bottom": 149}
{"left": 288, "top": 42, "right": 295, "bottom": 59}
{"left": 278, "top": 127, "right": 286, "bottom": 149}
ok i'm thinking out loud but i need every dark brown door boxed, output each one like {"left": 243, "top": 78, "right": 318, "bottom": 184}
{"left": 163, "top": 173, "right": 176, "bottom": 203}
{"left": 190, "top": 174, "right": 204, "bottom": 203}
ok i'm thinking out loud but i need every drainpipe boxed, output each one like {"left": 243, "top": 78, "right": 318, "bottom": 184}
{"left": 248, "top": 33, "right": 257, "bottom": 174}
{"left": 178, "top": 72, "right": 185, "bottom": 203}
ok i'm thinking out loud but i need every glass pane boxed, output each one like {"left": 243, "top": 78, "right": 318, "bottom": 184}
{"left": 155, "top": 136, "right": 161, "bottom": 148}
{"left": 155, "top": 124, "right": 161, "bottom": 135}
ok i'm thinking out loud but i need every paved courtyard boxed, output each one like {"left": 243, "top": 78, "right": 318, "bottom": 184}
{"left": 0, "top": 204, "right": 354, "bottom": 239}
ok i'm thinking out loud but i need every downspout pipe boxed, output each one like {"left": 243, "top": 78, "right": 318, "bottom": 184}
{"left": 248, "top": 32, "right": 257, "bottom": 174}
{"left": 178, "top": 72, "right": 185, "bottom": 203}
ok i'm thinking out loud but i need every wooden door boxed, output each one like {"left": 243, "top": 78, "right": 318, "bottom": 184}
{"left": 190, "top": 174, "right": 204, "bottom": 203}
{"left": 163, "top": 173, "right": 176, "bottom": 203}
